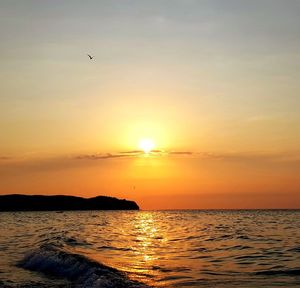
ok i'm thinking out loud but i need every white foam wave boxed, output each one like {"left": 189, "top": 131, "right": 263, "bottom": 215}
{"left": 18, "top": 245, "right": 150, "bottom": 288}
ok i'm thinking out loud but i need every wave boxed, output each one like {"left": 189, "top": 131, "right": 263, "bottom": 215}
{"left": 97, "top": 245, "right": 133, "bottom": 252}
{"left": 17, "top": 244, "right": 150, "bottom": 288}
{"left": 287, "top": 246, "right": 300, "bottom": 253}
{"left": 255, "top": 269, "right": 300, "bottom": 276}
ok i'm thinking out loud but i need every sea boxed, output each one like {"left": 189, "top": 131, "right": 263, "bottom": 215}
{"left": 0, "top": 210, "right": 299, "bottom": 288}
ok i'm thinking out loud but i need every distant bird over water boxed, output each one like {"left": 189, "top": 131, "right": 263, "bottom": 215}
{"left": 87, "top": 54, "right": 94, "bottom": 60}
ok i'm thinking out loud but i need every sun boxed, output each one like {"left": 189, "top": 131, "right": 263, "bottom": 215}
{"left": 139, "top": 138, "right": 155, "bottom": 154}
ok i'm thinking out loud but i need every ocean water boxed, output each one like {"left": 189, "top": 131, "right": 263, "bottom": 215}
{"left": 0, "top": 210, "right": 299, "bottom": 288}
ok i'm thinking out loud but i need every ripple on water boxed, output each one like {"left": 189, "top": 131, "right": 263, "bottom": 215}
{"left": 0, "top": 210, "right": 300, "bottom": 288}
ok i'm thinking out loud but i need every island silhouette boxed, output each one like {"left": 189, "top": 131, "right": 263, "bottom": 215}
{"left": 0, "top": 194, "right": 139, "bottom": 211}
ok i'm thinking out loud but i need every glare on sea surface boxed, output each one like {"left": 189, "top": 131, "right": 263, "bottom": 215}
{"left": 134, "top": 213, "right": 158, "bottom": 261}
{"left": 123, "top": 212, "right": 164, "bottom": 285}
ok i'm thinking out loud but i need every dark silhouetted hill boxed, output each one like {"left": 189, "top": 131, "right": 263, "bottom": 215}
{"left": 0, "top": 194, "right": 139, "bottom": 211}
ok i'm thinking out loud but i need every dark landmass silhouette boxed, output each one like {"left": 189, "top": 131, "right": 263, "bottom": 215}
{"left": 0, "top": 194, "right": 139, "bottom": 211}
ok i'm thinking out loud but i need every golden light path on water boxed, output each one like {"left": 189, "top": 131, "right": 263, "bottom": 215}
{"left": 117, "top": 212, "right": 164, "bottom": 286}
{"left": 82, "top": 211, "right": 179, "bottom": 287}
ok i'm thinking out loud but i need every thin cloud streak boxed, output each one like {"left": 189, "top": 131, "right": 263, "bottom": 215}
{"left": 169, "top": 151, "right": 193, "bottom": 155}
{"left": 76, "top": 153, "right": 128, "bottom": 160}
{"left": 75, "top": 150, "right": 194, "bottom": 160}
{"left": 74, "top": 150, "right": 300, "bottom": 162}
{"left": 119, "top": 150, "right": 144, "bottom": 154}
{"left": 0, "top": 156, "right": 12, "bottom": 160}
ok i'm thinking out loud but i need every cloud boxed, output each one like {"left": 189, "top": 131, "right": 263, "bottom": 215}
{"left": 194, "top": 151, "right": 300, "bottom": 164}
{"left": 2, "top": 151, "right": 299, "bottom": 175}
{"left": 76, "top": 151, "right": 147, "bottom": 160}
{"left": 169, "top": 151, "right": 193, "bottom": 155}
{"left": 0, "top": 156, "right": 12, "bottom": 160}
{"left": 1, "top": 150, "right": 299, "bottom": 180}
{"left": 75, "top": 150, "right": 195, "bottom": 160}
{"left": 119, "top": 150, "right": 143, "bottom": 154}
{"left": 75, "top": 153, "right": 128, "bottom": 160}
{"left": 75, "top": 150, "right": 300, "bottom": 163}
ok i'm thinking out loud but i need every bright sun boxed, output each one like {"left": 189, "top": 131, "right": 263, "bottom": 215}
{"left": 139, "top": 138, "right": 155, "bottom": 154}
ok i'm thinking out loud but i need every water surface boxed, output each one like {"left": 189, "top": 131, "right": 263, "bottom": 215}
{"left": 0, "top": 210, "right": 299, "bottom": 287}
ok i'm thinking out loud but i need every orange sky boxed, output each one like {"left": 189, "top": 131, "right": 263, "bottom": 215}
{"left": 1, "top": 151, "right": 299, "bottom": 209}
{"left": 0, "top": 1, "right": 300, "bottom": 209}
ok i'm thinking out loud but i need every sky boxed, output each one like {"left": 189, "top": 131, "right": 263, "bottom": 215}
{"left": 0, "top": 0, "right": 300, "bottom": 209}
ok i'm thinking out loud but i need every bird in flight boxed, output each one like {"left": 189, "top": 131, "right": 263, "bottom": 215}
{"left": 87, "top": 54, "right": 94, "bottom": 60}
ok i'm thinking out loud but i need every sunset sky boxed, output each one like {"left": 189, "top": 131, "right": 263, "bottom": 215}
{"left": 1, "top": 0, "right": 299, "bottom": 209}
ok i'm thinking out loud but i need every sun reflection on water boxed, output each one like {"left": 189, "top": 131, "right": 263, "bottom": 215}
{"left": 123, "top": 212, "right": 167, "bottom": 286}
{"left": 135, "top": 213, "right": 158, "bottom": 262}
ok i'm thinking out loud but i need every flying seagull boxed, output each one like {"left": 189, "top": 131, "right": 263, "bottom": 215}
{"left": 87, "top": 54, "right": 94, "bottom": 60}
